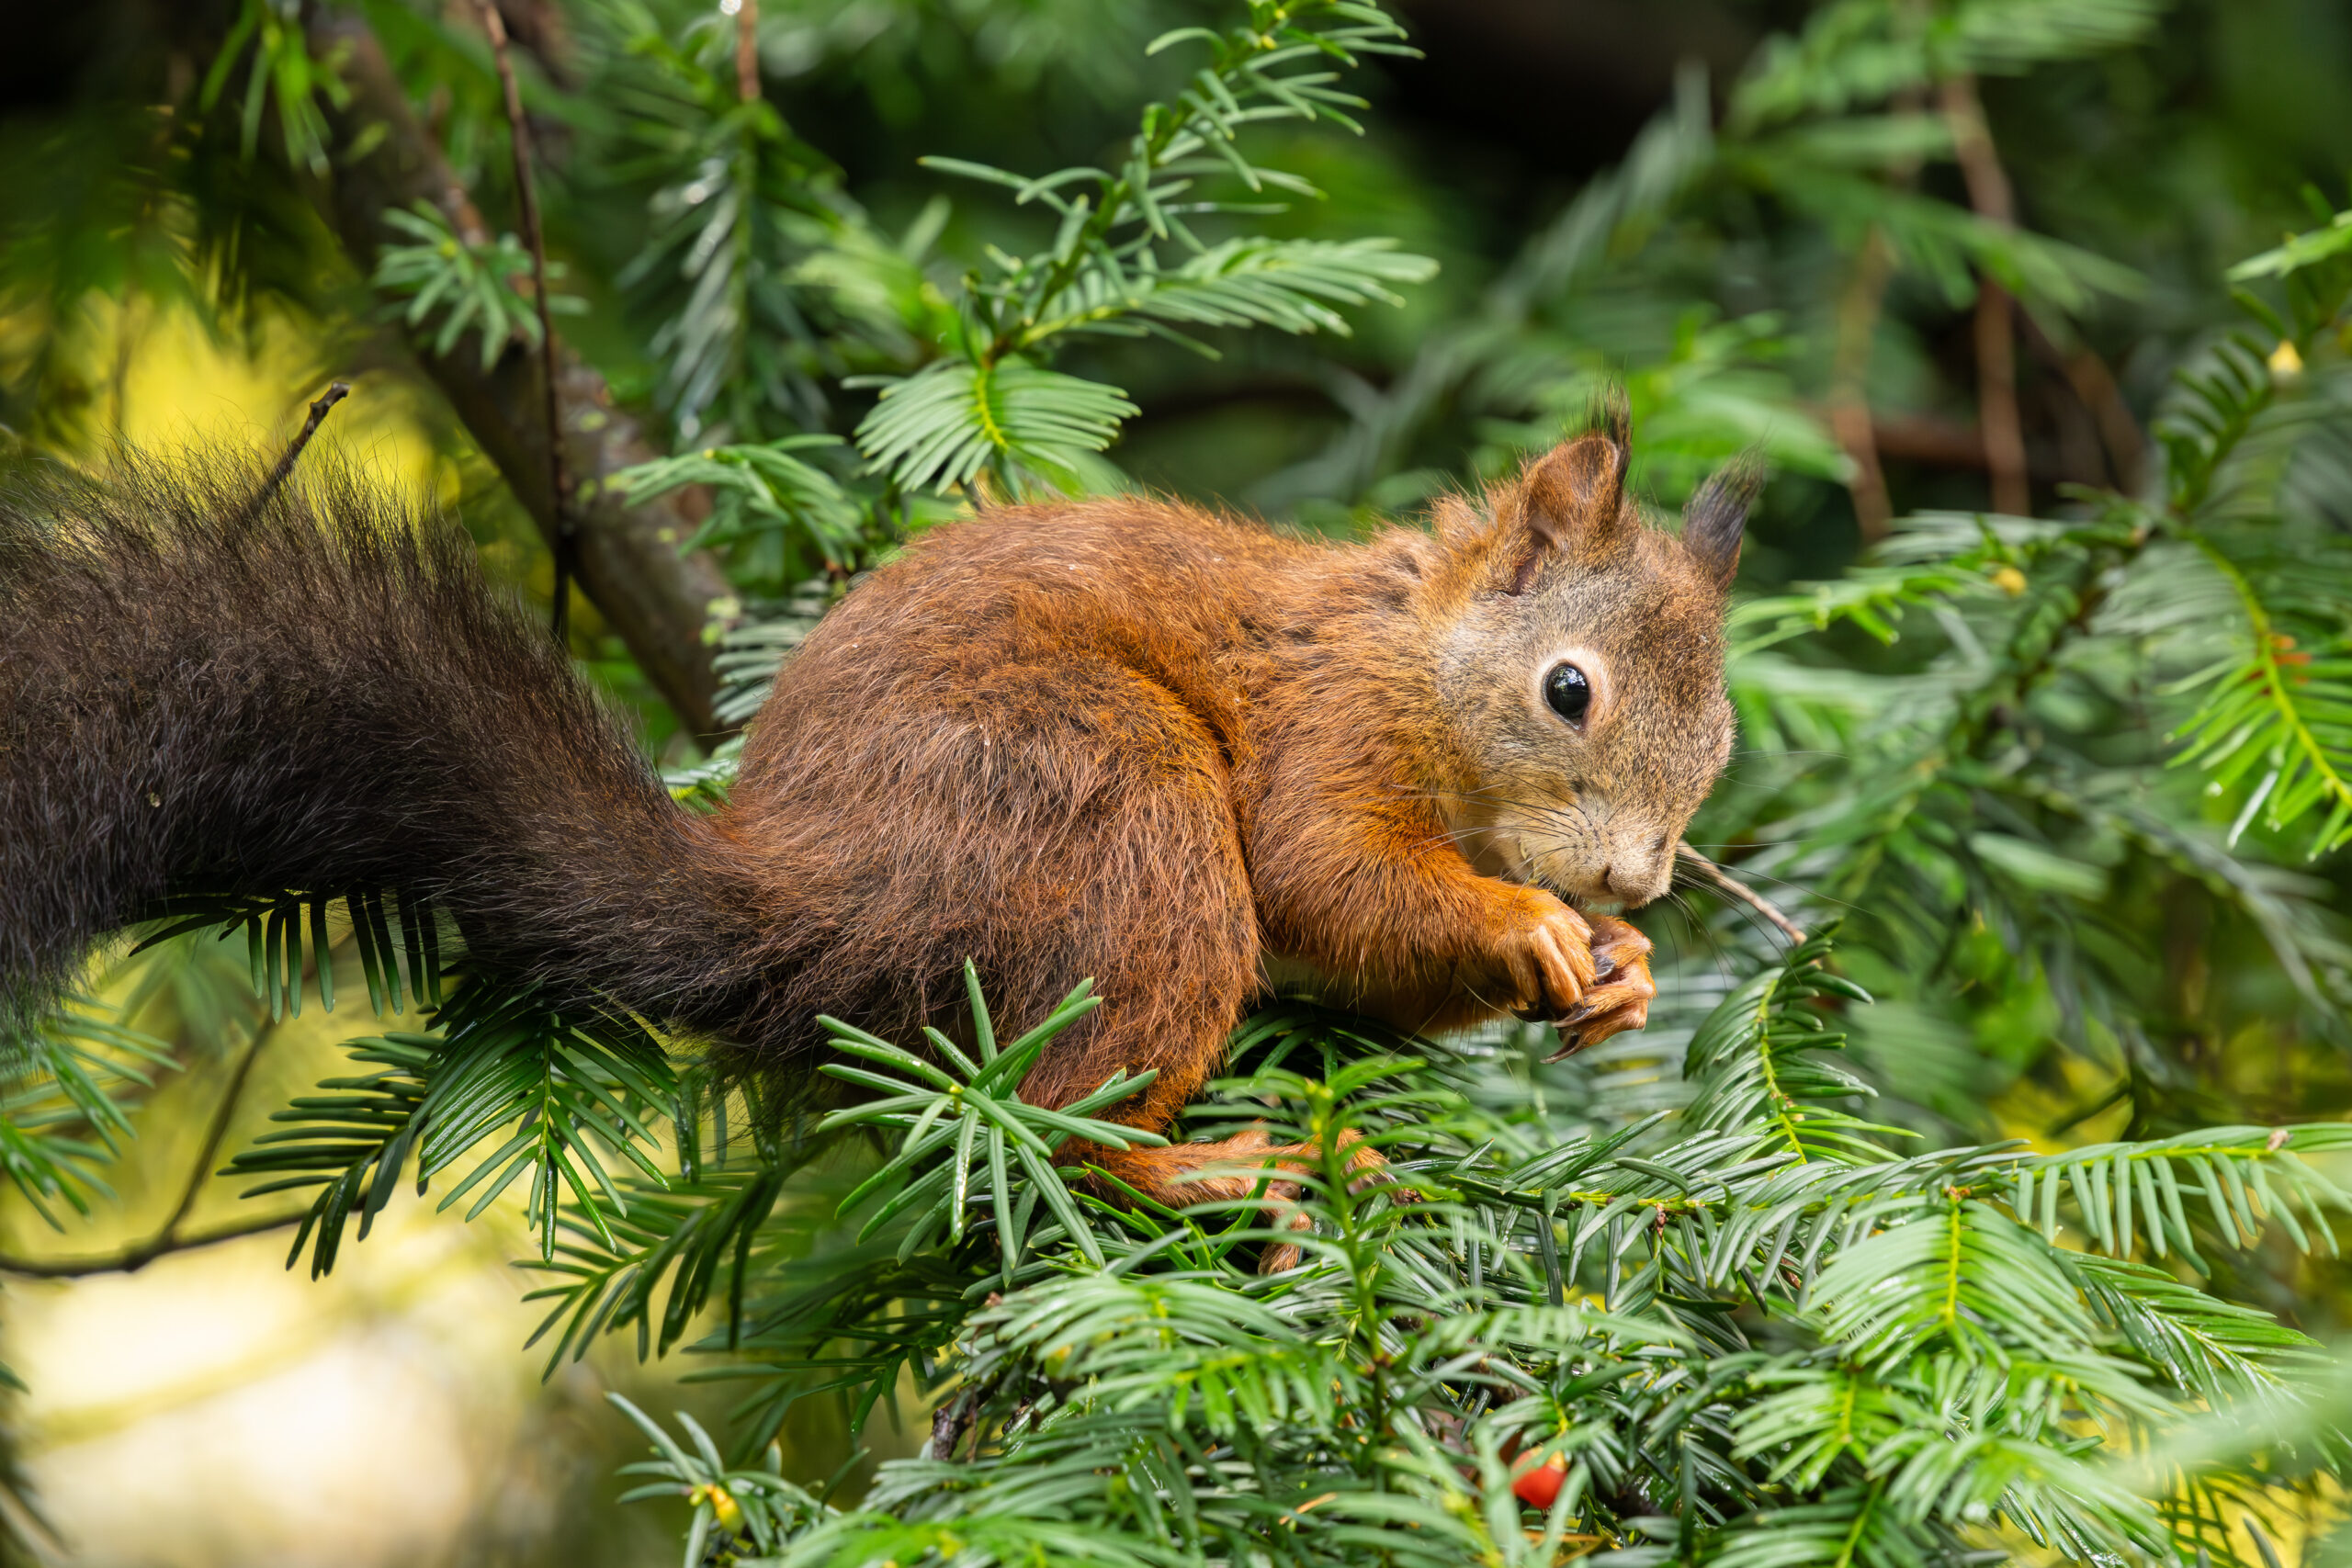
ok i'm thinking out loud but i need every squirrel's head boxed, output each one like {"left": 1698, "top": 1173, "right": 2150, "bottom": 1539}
{"left": 1429, "top": 413, "right": 1756, "bottom": 909}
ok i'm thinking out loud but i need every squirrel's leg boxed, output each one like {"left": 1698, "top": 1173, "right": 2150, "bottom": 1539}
{"left": 751, "top": 644, "right": 1408, "bottom": 1262}
{"left": 980, "top": 747, "right": 1397, "bottom": 1255}
{"left": 1244, "top": 787, "right": 1608, "bottom": 1033}
{"left": 1083, "top": 1128, "right": 1394, "bottom": 1273}
{"left": 926, "top": 669, "right": 1387, "bottom": 1263}
{"left": 748, "top": 647, "right": 1264, "bottom": 1114}
{"left": 912, "top": 656, "right": 1266, "bottom": 1134}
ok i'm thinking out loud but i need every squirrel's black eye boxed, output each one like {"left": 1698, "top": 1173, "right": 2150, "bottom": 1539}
{"left": 1544, "top": 661, "right": 1591, "bottom": 726}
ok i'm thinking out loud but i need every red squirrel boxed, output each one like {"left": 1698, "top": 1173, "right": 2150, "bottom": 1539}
{"left": 0, "top": 412, "right": 1749, "bottom": 1214}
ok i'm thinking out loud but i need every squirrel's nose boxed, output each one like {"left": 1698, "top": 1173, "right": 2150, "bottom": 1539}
{"left": 1600, "top": 856, "right": 1667, "bottom": 907}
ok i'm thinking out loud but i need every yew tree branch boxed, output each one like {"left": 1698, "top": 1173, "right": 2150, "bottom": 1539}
{"left": 304, "top": 9, "right": 732, "bottom": 735}
{"left": 0, "top": 1016, "right": 293, "bottom": 1280}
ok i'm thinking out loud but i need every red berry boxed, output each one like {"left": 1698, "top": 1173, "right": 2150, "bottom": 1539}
{"left": 1511, "top": 1452, "right": 1567, "bottom": 1509}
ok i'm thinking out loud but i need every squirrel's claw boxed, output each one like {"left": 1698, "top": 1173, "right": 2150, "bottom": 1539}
{"left": 1490, "top": 888, "right": 1596, "bottom": 1018}
{"left": 1542, "top": 914, "right": 1655, "bottom": 1061}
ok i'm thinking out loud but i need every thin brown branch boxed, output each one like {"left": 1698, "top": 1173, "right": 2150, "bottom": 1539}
{"left": 1827, "top": 72, "right": 1948, "bottom": 547}
{"left": 1971, "top": 281, "right": 2029, "bottom": 513}
{"left": 2063, "top": 347, "right": 2146, "bottom": 496}
{"left": 1940, "top": 73, "right": 2030, "bottom": 517}
{"left": 1828, "top": 228, "right": 1897, "bottom": 542}
{"left": 1803, "top": 402, "right": 2092, "bottom": 481}
{"left": 306, "top": 11, "right": 733, "bottom": 734}
{"left": 0, "top": 1212, "right": 306, "bottom": 1280}
{"left": 484, "top": 1, "right": 577, "bottom": 85}
{"left": 158, "top": 1014, "right": 281, "bottom": 1241}
{"left": 734, "top": 0, "right": 762, "bottom": 102}
{"left": 480, "top": 0, "right": 571, "bottom": 643}
{"left": 1677, "top": 843, "right": 1807, "bottom": 944}
{"left": 0, "top": 1010, "right": 294, "bottom": 1281}
{"left": 245, "top": 381, "right": 349, "bottom": 519}
{"left": 1867, "top": 408, "right": 1994, "bottom": 470}
{"left": 1825, "top": 74, "right": 1934, "bottom": 543}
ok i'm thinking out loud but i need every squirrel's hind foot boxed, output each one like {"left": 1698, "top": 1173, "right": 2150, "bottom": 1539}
{"left": 1082, "top": 1129, "right": 1406, "bottom": 1274}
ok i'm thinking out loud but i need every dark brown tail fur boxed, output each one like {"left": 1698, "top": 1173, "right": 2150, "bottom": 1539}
{"left": 0, "top": 453, "right": 765, "bottom": 1045}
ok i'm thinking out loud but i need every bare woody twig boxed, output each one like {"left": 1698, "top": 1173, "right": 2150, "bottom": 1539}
{"left": 1677, "top": 843, "right": 1808, "bottom": 944}
{"left": 2016, "top": 308, "right": 2147, "bottom": 495}
{"left": 1940, "top": 73, "right": 2031, "bottom": 518}
{"left": 1828, "top": 230, "right": 1897, "bottom": 541}
{"left": 733, "top": 0, "right": 761, "bottom": 103}
{"left": 0, "top": 1213, "right": 306, "bottom": 1280}
{"left": 2058, "top": 344, "right": 2145, "bottom": 497}
{"left": 480, "top": 1, "right": 572, "bottom": 643}
{"left": 1827, "top": 82, "right": 1928, "bottom": 544}
{"left": 0, "top": 1017, "right": 298, "bottom": 1280}
{"left": 246, "top": 381, "right": 349, "bottom": 518}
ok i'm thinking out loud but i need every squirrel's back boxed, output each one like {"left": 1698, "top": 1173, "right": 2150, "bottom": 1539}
{"left": 741, "top": 495, "right": 1329, "bottom": 778}
{"left": 718, "top": 496, "right": 1338, "bottom": 1069}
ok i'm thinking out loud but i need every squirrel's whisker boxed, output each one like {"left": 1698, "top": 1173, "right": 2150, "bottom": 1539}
{"left": 1672, "top": 844, "right": 1807, "bottom": 944}
{"left": 1662, "top": 884, "right": 1770, "bottom": 970}
{"left": 1686, "top": 859, "right": 1862, "bottom": 918}
{"left": 1655, "top": 889, "right": 1719, "bottom": 987}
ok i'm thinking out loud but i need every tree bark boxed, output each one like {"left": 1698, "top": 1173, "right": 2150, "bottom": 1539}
{"left": 305, "top": 9, "right": 731, "bottom": 736}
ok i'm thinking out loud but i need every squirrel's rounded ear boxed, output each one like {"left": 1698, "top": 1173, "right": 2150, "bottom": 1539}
{"left": 1499, "top": 392, "right": 1632, "bottom": 593}
{"left": 1682, "top": 454, "right": 1764, "bottom": 590}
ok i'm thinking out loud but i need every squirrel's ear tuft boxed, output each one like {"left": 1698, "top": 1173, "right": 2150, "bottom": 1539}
{"left": 1682, "top": 453, "right": 1763, "bottom": 590}
{"left": 1499, "top": 393, "right": 1632, "bottom": 593}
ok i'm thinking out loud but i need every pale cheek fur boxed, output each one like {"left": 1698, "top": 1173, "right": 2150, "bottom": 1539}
{"left": 1481, "top": 795, "right": 1611, "bottom": 901}
{"left": 1498, "top": 778, "right": 1689, "bottom": 906}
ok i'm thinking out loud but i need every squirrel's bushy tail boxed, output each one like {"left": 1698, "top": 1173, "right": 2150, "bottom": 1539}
{"left": 0, "top": 453, "right": 766, "bottom": 1042}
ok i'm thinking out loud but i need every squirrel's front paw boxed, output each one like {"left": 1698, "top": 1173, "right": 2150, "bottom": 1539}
{"left": 1483, "top": 888, "right": 1597, "bottom": 1018}
{"left": 1544, "top": 914, "right": 1655, "bottom": 1060}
